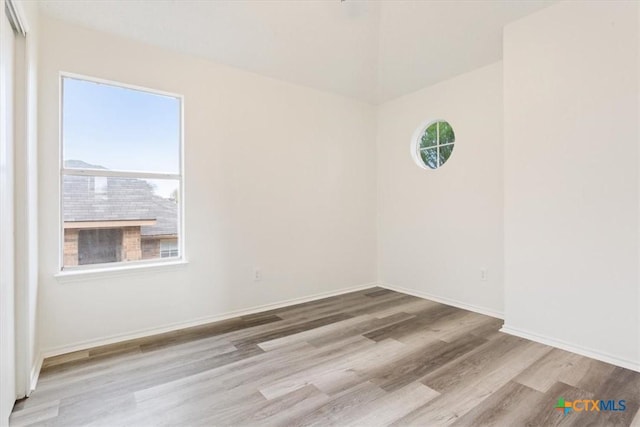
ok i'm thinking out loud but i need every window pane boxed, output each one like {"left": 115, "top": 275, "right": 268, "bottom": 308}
{"left": 62, "top": 77, "right": 180, "bottom": 174}
{"left": 420, "top": 123, "right": 438, "bottom": 149}
{"left": 63, "top": 175, "right": 179, "bottom": 267}
{"left": 439, "top": 143, "right": 454, "bottom": 167}
{"left": 439, "top": 121, "right": 455, "bottom": 144}
{"left": 412, "top": 119, "right": 456, "bottom": 170}
{"left": 160, "top": 239, "right": 179, "bottom": 258}
{"left": 420, "top": 148, "right": 438, "bottom": 169}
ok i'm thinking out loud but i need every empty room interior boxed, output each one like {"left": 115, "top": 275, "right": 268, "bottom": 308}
{"left": 1, "top": 0, "right": 640, "bottom": 425}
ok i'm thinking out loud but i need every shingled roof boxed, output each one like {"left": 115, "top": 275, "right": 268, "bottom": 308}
{"left": 63, "top": 160, "right": 178, "bottom": 237}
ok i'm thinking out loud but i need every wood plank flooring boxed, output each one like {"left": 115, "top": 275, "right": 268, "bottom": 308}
{"left": 9, "top": 288, "right": 640, "bottom": 426}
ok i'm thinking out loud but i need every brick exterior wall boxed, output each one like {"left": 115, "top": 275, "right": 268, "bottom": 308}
{"left": 63, "top": 225, "right": 174, "bottom": 265}
{"left": 64, "top": 229, "right": 79, "bottom": 267}
{"left": 142, "top": 238, "right": 161, "bottom": 259}
{"left": 122, "top": 226, "right": 142, "bottom": 261}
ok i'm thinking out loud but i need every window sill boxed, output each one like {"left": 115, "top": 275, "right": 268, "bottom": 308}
{"left": 54, "top": 259, "right": 189, "bottom": 283}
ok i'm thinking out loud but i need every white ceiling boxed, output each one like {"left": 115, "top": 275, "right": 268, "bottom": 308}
{"left": 38, "top": 0, "right": 555, "bottom": 104}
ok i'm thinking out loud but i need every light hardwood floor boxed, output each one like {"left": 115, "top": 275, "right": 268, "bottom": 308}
{"left": 9, "top": 288, "right": 640, "bottom": 426}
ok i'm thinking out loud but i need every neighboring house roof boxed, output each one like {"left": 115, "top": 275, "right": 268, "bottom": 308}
{"left": 63, "top": 160, "right": 178, "bottom": 237}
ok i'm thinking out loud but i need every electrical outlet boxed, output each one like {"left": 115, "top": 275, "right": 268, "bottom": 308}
{"left": 254, "top": 268, "right": 262, "bottom": 282}
{"left": 480, "top": 269, "right": 488, "bottom": 281}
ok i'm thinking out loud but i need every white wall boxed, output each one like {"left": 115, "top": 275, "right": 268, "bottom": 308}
{"left": 37, "top": 16, "right": 377, "bottom": 354}
{"left": 377, "top": 62, "right": 504, "bottom": 317}
{"left": 34, "top": 1, "right": 640, "bottom": 374}
{"left": 503, "top": 0, "right": 640, "bottom": 370}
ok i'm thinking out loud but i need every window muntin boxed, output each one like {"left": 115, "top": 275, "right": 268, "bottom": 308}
{"left": 160, "top": 240, "right": 179, "bottom": 258}
{"left": 413, "top": 120, "right": 455, "bottom": 169}
{"left": 61, "top": 75, "right": 183, "bottom": 270}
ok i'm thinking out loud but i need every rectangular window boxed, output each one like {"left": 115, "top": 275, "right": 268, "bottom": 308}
{"left": 61, "top": 75, "right": 183, "bottom": 270}
{"left": 160, "top": 240, "right": 179, "bottom": 258}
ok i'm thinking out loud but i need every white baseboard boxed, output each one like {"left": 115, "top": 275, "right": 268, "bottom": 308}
{"left": 379, "top": 283, "right": 504, "bottom": 319}
{"left": 39, "top": 282, "right": 378, "bottom": 362}
{"left": 28, "top": 355, "right": 44, "bottom": 396}
{"left": 31, "top": 282, "right": 639, "bottom": 393}
{"left": 379, "top": 283, "right": 639, "bottom": 372}
{"left": 500, "top": 325, "right": 640, "bottom": 373}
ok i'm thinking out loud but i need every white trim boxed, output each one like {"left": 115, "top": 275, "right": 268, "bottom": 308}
{"left": 55, "top": 259, "right": 189, "bottom": 282}
{"left": 57, "top": 71, "right": 63, "bottom": 271}
{"left": 378, "top": 283, "right": 504, "bottom": 319}
{"left": 500, "top": 325, "right": 640, "bottom": 373}
{"left": 29, "top": 355, "right": 43, "bottom": 394}
{"left": 60, "top": 71, "right": 183, "bottom": 99}
{"left": 9, "top": 0, "right": 38, "bottom": 400}
{"left": 30, "top": 283, "right": 640, "bottom": 392}
{"left": 5, "top": 0, "right": 27, "bottom": 35}
{"left": 420, "top": 142, "right": 453, "bottom": 152}
{"left": 61, "top": 168, "right": 180, "bottom": 180}
{"left": 38, "top": 283, "right": 377, "bottom": 360}
{"left": 178, "top": 86, "right": 186, "bottom": 267}
{"left": 378, "top": 285, "right": 639, "bottom": 372}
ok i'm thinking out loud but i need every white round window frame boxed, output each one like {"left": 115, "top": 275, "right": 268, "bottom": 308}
{"left": 410, "top": 119, "right": 455, "bottom": 170}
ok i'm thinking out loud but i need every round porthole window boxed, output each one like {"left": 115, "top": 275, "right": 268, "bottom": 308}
{"left": 411, "top": 120, "right": 455, "bottom": 169}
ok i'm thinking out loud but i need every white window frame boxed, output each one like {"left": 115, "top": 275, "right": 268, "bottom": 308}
{"left": 410, "top": 119, "right": 455, "bottom": 170}
{"left": 58, "top": 72, "right": 186, "bottom": 273}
